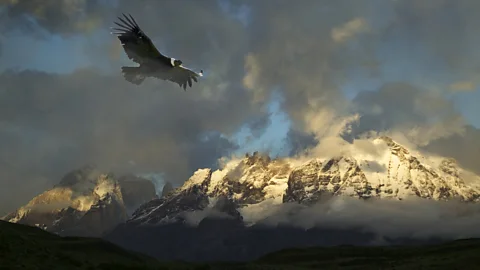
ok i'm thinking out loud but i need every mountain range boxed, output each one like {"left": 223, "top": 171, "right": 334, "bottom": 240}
{"left": 106, "top": 136, "right": 480, "bottom": 261}
{"left": 4, "top": 136, "right": 480, "bottom": 261}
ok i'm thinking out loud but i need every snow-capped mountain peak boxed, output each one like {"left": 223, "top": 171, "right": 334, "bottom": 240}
{"left": 129, "top": 136, "right": 480, "bottom": 225}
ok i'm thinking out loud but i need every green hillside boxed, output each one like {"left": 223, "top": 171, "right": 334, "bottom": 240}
{"left": 1, "top": 220, "right": 479, "bottom": 270}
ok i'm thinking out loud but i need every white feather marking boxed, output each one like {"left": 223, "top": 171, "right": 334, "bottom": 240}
{"left": 170, "top": 58, "right": 176, "bottom": 67}
{"left": 176, "top": 64, "right": 202, "bottom": 76}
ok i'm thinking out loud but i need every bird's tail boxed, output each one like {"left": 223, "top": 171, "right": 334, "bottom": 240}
{"left": 121, "top": 66, "right": 145, "bottom": 85}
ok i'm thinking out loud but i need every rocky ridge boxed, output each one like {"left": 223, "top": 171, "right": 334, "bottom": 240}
{"left": 129, "top": 136, "right": 480, "bottom": 226}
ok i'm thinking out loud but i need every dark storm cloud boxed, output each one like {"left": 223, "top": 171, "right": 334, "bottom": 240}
{"left": 350, "top": 83, "right": 465, "bottom": 141}
{"left": 285, "top": 129, "right": 317, "bottom": 157}
{"left": 388, "top": 0, "right": 480, "bottom": 77}
{"left": 423, "top": 126, "right": 480, "bottom": 176}
{"left": 245, "top": 113, "right": 272, "bottom": 138}
{"left": 0, "top": 68, "right": 255, "bottom": 215}
{"left": 0, "top": 0, "right": 261, "bottom": 215}
{"left": 240, "top": 0, "right": 480, "bottom": 139}
{"left": 2, "top": 0, "right": 109, "bottom": 36}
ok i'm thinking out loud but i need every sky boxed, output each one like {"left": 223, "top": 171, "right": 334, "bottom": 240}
{"left": 0, "top": 0, "right": 480, "bottom": 215}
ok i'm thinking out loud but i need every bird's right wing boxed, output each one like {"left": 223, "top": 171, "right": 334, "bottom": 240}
{"left": 111, "top": 13, "right": 166, "bottom": 64}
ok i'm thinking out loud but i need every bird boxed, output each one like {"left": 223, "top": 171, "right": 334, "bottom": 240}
{"left": 111, "top": 13, "right": 203, "bottom": 90}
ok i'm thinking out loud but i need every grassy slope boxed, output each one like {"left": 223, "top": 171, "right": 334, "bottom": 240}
{"left": 251, "top": 239, "right": 480, "bottom": 270}
{"left": 1, "top": 220, "right": 479, "bottom": 270}
{"left": 0, "top": 220, "right": 189, "bottom": 270}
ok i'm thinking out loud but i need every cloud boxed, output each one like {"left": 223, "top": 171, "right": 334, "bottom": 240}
{"left": 242, "top": 0, "right": 374, "bottom": 132}
{"left": 331, "top": 17, "right": 369, "bottom": 44}
{"left": 0, "top": 0, "right": 262, "bottom": 215}
{"left": 0, "top": 68, "right": 254, "bottom": 215}
{"left": 351, "top": 138, "right": 388, "bottom": 158}
{"left": 378, "top": 0, "right": 480, "bottom": 84}
{"left": 350, "top": 83, "right": 466, "bottom": 145}
{"left": 3, "top": 0, "right": 108, "bottom": 36}
{"left": 300, "top": 110, "right": 360, "bottom": 158}
{"left": 423, "top": 126, "right": 480, "bottom": 175}
{"left": 1, "top": 0, "right": 480, "bottom": 219}
{"left": 240, "top": 196, "right": 480, "bottom": 240}
{"left": 0, "top": 0, "right": 375, "bottom": 214}
{"left": 344, "top": 81, "right": 480, "bottom": 176}
{"left": 284, "top": 129, "right": 318, "bottom": 156}
{"left": 449, "top": 80, "right": 476, "bottom": 92}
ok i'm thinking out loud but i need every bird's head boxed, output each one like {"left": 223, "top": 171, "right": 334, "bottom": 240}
{"left": 170, "top": 58, "right": 183, "bottom": 67}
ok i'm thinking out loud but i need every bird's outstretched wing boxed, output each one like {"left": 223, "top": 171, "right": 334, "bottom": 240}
{"left": 111, "top": 13, "right": 167, "bottom": 64}
{"left": 154, "top": 66, "right": 204, "bottom": 91}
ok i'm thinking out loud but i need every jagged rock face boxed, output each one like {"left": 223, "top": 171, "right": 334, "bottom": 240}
{"left": 129, "top": 154, "right": 290, "bottom": 225}
{"left": 130, "top": 169, "right": 215, "bottom": 225}
{"left": 129, "top": 137, "right": 480, "bottom": 226}
{"left": 3, "top": 166, "right": 156, "bottom": 237}
{"left": 284, "top": 137, "right": 480, "bottom": 204}
{"left": 67, "top": 193, "right": 128, "bottom": 237}
{"left": 209, "top": 153, "right": 291, "bottom": 205}
{"left": 283, "top": 157, "right": 373, "bottom": 204}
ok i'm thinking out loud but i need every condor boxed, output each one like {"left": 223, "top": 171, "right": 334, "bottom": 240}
{"left": 111, "top": 13, "right": 203, "bottom": 90}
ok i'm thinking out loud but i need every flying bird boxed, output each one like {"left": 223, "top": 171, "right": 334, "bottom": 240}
{"left": 111, "top": 13, "right": 203, "bottom": 90}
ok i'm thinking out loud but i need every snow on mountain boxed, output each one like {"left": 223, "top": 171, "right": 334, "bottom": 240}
{"left": 3, "top": 166, "right": 156, "bottom": 236}
{"left": 129, "top": 136, "right": 480, "bottom": 225}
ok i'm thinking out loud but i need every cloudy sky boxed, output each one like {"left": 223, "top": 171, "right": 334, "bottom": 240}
{"left": 0, "top": 0, "right": 479, "bottom": 215}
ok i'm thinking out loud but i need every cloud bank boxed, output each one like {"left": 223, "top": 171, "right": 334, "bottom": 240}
{"left": 239, "top": 196, "right": 480, "bottom": 241}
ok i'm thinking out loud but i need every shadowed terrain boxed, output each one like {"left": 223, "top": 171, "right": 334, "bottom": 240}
{"left": 1, "top": 220, "right": 480, "bottom": 269}
{"left": 0, "top": 220, "right": 181, "bottom": 270}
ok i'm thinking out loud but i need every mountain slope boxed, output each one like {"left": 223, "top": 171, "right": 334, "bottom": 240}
{"left": 0, "top": 220, "right": 167, "bottom": 270}
{"left": 3, "top": 166, "right": 156, "bottom": 237}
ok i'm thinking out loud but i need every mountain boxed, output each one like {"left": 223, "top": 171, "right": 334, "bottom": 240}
{"left": 283, "top": 136, "right": 479, "bottom": 204}
{"left": 3, "top": 166, "right": 156, "bottom": 237}
{"left": 105, "top": 136, "right": 480, "bottom": 261}
{"left": 129, "top": 136, "right": 480, "bottom": 226}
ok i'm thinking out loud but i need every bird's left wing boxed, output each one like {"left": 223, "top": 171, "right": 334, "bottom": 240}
{"left": 111, "top": 13, "right": 167, "bottom": 64}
